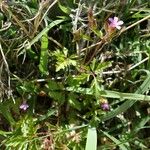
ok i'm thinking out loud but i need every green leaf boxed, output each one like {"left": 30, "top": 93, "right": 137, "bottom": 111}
{"left": 101, "top": 72, "right": 150, "bottom": 122}
{"left": 85, "top": 127, "right": 97, "bottom": 150}
{"left": 92, "top": 29, "right": 103, "bottom": 38}
{"left": 131, "top": 115, "right": 150, "bottom": 135}
{"left": 39, "top": 34, "right": 49, "bottom": 75}
{"left": 0, "top": 130, "right": 12, "bottom": 137}
{"left": 58, "top": 2, "right": 71, "bottom": 14}
{"left": 135, "top": 72, "right": 150, "bottom": 94}
{"left": 66, "top": 74, "right": 150, "bottom": 123}
{"left": 66, "top": 87, "right": 150, "bottom": 101}
{"left": 26, "top": 19, "right": 64, "bottom": 49}
{"left": 94, "top": 61, "right": 112, "bottom": 74}
{"left": 81, "top": 34, "right": 93, "bottom": 41}
{"left": 92, "top": 77, "right": 101, "bottom": 99}
{"left": 68, "top": 93, "right": 81, "bottom": 110}
{"left": 48, "top": 91, "right": 65, "bottom": 104}
{"left": 54, "top": 49, "right": 77, "bottom": 72}
{"left": 47, "top": 80, "right": 63, "bottom": 90}
{"left": 0, "top": 105, "right": 15, "bottom": 125}
{"left": 56, "top": 58, "right": 77, "bottom": 72}
{"left": 19, "top": 81, "right": 37, "bottom": 93}
{"left": 101, "top": 130, "right": 128, "bottom": 150}
{"left": 101, "top": 90, "right": 150, "bottom": 101}
{"left": 37, "top": 109, "right": 56, "bottom": 123}
{"left": 134, "top": 140, "right": 148, "bottom": 149}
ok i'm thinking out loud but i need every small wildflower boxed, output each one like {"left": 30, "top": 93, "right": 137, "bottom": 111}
{"left": 20, "top": 102, "right": 29, "bottom": 111}
{"left": 101, "top": 103, "right": 109, "bottom": 111}
{"left": 100, "top": 98, "right": 110, "bottom": 111}
{"left": 108, "top": 17, "right": 124, "bottom": 30}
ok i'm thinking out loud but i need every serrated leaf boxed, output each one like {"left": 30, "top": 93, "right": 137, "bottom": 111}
{"left": 48, "top": 91, "right": 65, "bottom": 104}
{"left": 68, "top": 93, "right": 81, "bottom": 110}
{"left": 47, "top": 80, "right": 63, "bottom": 90}
{"left": 56, "top": 57, "right": 76, "bottom": 72}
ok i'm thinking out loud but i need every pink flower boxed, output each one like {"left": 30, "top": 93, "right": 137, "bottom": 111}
{"left": 20, "top": 102, "right": 29, "bottom": 111}
{"left": 108, "top": 17, "right": 124, "bottom": 30}
{"left": 101, "top": 103, "right": 109, "bottom": 111}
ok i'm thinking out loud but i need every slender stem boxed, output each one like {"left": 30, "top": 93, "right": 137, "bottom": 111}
{"left": 120, "top": 14, "right": 150, "bottom": 34}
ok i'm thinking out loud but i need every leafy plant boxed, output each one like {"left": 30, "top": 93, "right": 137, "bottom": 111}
{"left": 0, "top": 0, "right": 149, "bottom": 149}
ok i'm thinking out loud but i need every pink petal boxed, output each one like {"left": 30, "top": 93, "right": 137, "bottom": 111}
{"left": 108, "top": 18, "right": 114, "bottom": 23}
{"left": 109, "top": 23, "right": 115, "bottom": 28}
{"left": 20, "top": 103, "right": 29, "bottom": 110}
{"left": 114, "top": 17, "right": 118, "bottom": 22}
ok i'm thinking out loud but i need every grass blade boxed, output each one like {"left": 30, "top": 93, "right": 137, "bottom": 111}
{"left": 101, "top": 73, "right": 150, "bottom": 121}
{"left": 101, "top": 130, "right": 128, "bottom": 150}
{"left": 85, "top": 127, "right": 97, "bottom": 150}
{"left": 27, "top": 19, "right": 64, "bottom": 49}
{"left": 66, "top": 87, "right": 150, "bottom": 101}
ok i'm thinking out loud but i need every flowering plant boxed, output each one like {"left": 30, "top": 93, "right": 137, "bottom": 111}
{"left": 108, "top": 17, "right": 124, "bottom": 30}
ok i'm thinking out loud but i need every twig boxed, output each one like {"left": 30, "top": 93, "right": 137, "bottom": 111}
{"left": 128, "top": 57, "right": 149, "bottom": 71}
{"left": 38, "top": 0, "right": 58, "bottom": 26}
{"left": 120, "top": 15, "right": 150, "bottom": 34}
{"left": 0, "top": 44, "right": 9, "bottom": 77}
{"left": 0, "top": 22, "right": 11, "bottom": 32}
{"left": 72, "top": 0, "right": 82, "bottom": 31}
{"left": 84, "top": 41, "right": 103, "bottom": 65}
{"left": 0, "top": 43, "right": 13, "bottom": 100}
{"left": 48, "top": 37, "right": 63, "bottom": 48}
{"left": 102, "top": 70, "right": 122, "bottom": 75}
{"left": 81, "top": 40, "right": 102, "bottom": 52}
{"left": 102, "top": 57, "right": 149, "bottom": 75}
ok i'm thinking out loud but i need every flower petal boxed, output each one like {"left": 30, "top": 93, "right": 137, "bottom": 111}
{"left": 116, "top": 25, "right": 121, "bottom": 30}
{"left": 117, "top": 21, "right": 124, "bottom": 25}
{"left": 108, "top": 18, "right": 114, "bottom": 23}
{"left": 114, "top": 17, "right": 118, "bottom": 22}
{"left": 20, "top": 103, "right": 29, "bottom": 110}
{"left": 101, "top": 103, "right": 109, "bottom": 110}
{"left": 19, "top": 105, "right": 24, "bottom": 109}
{"left": 109, "top": 23, "right": 115, "bottom": 28}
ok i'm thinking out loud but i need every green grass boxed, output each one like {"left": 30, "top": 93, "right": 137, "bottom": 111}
{"left": 0, "top": 0, "right": 149, "bottom": 149}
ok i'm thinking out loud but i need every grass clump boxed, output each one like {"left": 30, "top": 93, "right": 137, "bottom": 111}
{"left": 0, "top": 0, "right": 150, "bottom": 149}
